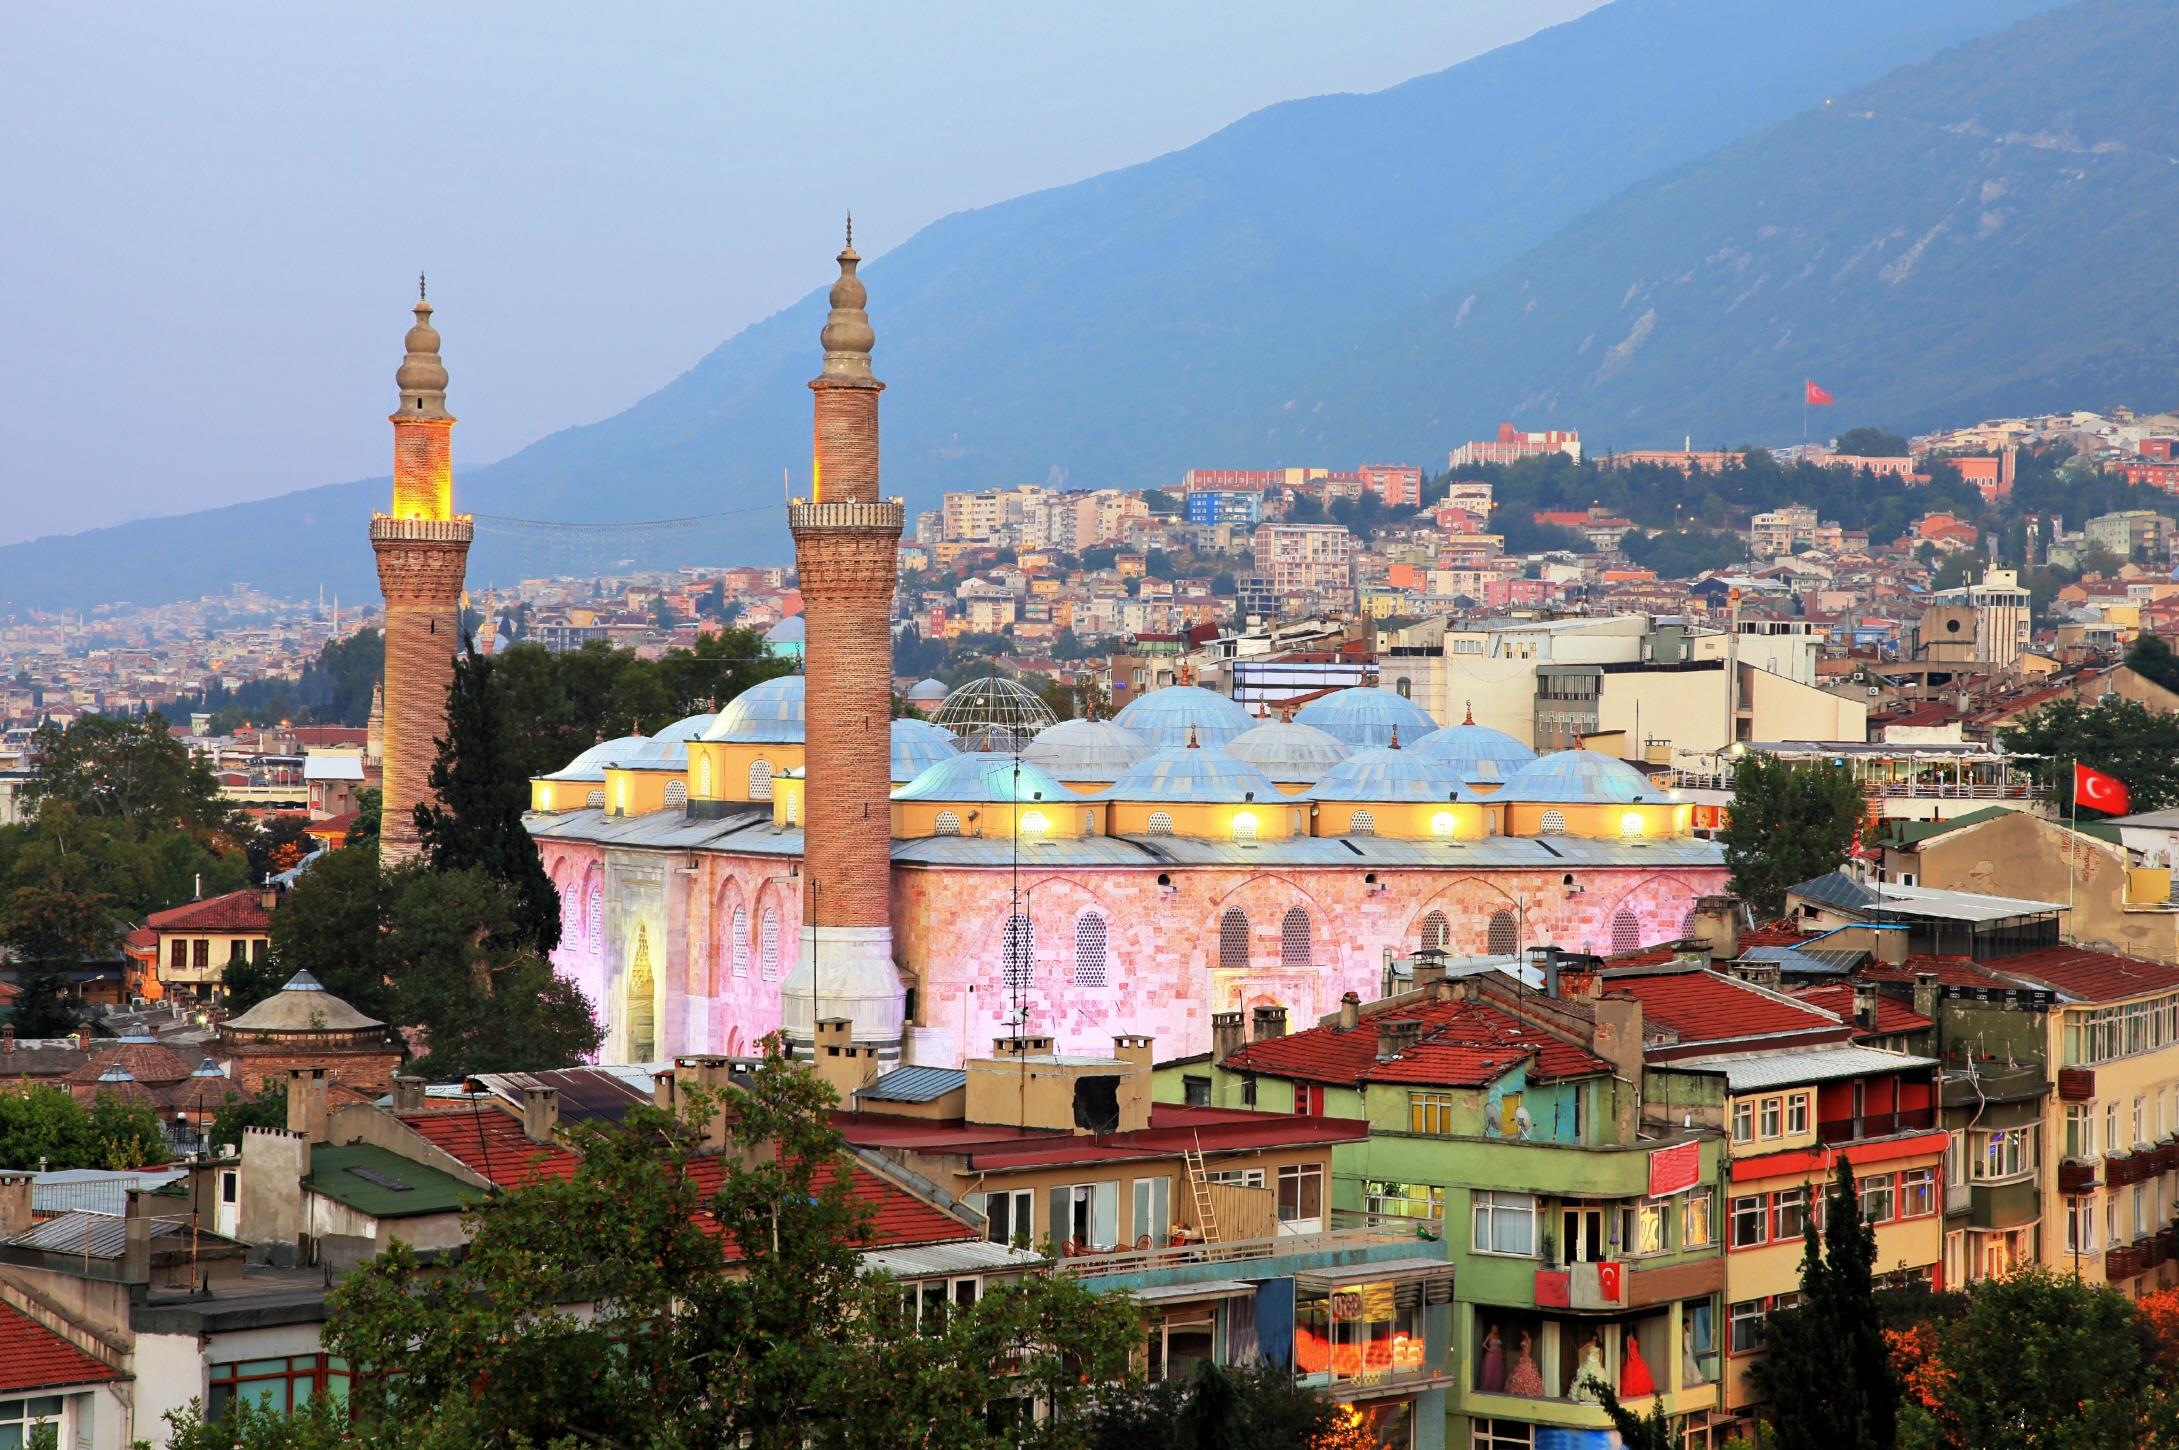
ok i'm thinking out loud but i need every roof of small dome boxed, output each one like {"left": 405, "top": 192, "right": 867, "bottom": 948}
{"left": 1022, "top": 718, "right": 1154, "bottom": 780}
{"left": 1225, "top": 719, "right": 1353, "bottom": 784}
{"left": 652, "top": 711, "right": 716, "bottom": 743}
{"left": 906, "top": 677, "right": 949, "bottom": 703}
{"left": 702, "top": 675, "right": 805, "bottom": 744}
{"left": 543, "top": 734, "right": 655, "bottom": 782}
{"left": 1499, "top": 749, "right": 1671, "bottom": 804}
{"left": 1109, "top": 685, "right": 1254, "bottom": 749}
{"left": 1304, "top": 747, "right": 1477, "bottom": 803}
{"left": 1093, "top": 744, "right": 1282, "bottom": 805}
{"left": 1410, "top": 721, "right": 1539, "bottom": 782}
{"left": 764, "top": 616, "right": 806, "bottom": 643}
{"left": 890, "top": 717, "right": 961, "bottom": 782}
{"left": 893, "top": 752, "right": 1073, "bottom": 805}
{"left": 222, "top": 970, "right": 386, "bottom": 1033}
{"left": 1292, "top": 687, "right": 1441, "bottom": 749}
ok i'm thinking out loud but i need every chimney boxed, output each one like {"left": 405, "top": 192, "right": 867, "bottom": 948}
{"left": 1251, "top": 1005, "right": 1288, "bottom": 1042}
{"left": 1337, "top": 991, "right": 1361, "bottom": 1032}
{"left": 285, "top": 1067, "right": 329, "bottom": 1144}
{"left": 1913, "top": 970, "right": 1941, "bottom": 1023}
{"left": 1377, "top": 1018, "right": 1423, "bottom": 1061}
{"left": 391, "top": 1075, "right": 425, "bottom": 1114}
{"left": 1211, "top": 1011, "right": 1247, "bottom": 1065}
{"left": 1852, "top": 981, "right": 1878, "bottom": 1030}
{"left": 1412, "top": 952, "right": 1449, "bottom": 993}
{"left": 0, "top": 1173, "right": 31, "bottom": 1240}
{"left": 1112, "top": 1034, "right": 1154, "bottom": 1075}
{"left": 519, "top": 1086, "right": 559, "bottom": 1144}
{"left": 259, "top": 885, "right": 278, "bottom": 914}
{"left": 1874, "top": 927, "right": 1908, "bottom": 967}
{"left": 2, "top": 1025, "right": 14, "bottom": 1055}
{"left": 1690, "top": 895, "right": 1741, "bottom": 961}
{"left": 673, "top": 1057, "right": 736, "bottom": 1151}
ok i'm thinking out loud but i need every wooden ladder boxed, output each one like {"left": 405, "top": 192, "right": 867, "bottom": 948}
{"left": 1183, "top": 1140, "right": 1221, "bottom": 1247}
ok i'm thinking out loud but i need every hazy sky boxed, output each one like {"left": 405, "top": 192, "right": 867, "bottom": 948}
{"left": 1, "top": 2, "right": 1599, "bottom": 545}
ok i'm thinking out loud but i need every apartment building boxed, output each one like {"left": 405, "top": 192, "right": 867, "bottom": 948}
{"left": 1252, "top": 524, "right": 1356, "bottom": 606}
{"left": 1449, "top": 425, "right": 1583, "bottom": 469}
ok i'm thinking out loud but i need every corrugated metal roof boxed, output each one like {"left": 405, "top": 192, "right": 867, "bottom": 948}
{"left": 31, "top": 1169, "right": 186, "bottom": 1219}
{"left": 859, "top": 1240, "right": 1045, "bottom": 1277}
{"left": 473, "top": 1066, "right": 656, "bottom": 1123}
{"left": 1791, "top": 871, "right": 2063, "bottom": 923}
{"left": 12, "top": 1210, "right": 185, "bottom": 1257}
{"left": 860, "top": 1065, "right": 967, "bottom": 1103}
{"left": 1125, "top": 1279, "right": 1262, "bottom": 1302}
{"left": 1673, "top": 1045, "right": 1937, "bottom": 1091}
{"left": 528, "top": 807, "right": 804, "bottom": 855}
{"left": 888, "top": 834, "right": 1724, "bottom": 870}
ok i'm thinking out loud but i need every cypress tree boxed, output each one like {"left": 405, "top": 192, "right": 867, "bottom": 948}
{"left": 413, "top": 645, "right": 561, "bottom": 953}
{"left": 1753, "top": 1156, "right": 1898, "bottom": 1450}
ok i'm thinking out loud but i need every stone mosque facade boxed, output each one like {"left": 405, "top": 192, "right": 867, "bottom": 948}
{"left": 525, "top": 241, "right": 1728, "bottom": 1068}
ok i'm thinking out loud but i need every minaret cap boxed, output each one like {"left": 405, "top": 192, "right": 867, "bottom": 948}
{"left": 818, "top": 215, "right": 875, "bottom": 380}
{"left": 395, "top": 288, "right": 451, "bottom": 419}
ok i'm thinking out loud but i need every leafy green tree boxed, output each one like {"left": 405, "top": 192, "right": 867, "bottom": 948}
{"left": 1751, "top": 1159, "right": 1896, "bottom": 1450}
{"left": 257, "top": 844, "right": 396, "bottom": 1021}
{"left": 414, "top": 646, "right": 560, "bottom": 953}
{"left": 208, "top": 1081, "right": 287, "bottom": 1152}
{"left": 1833, "top": 427, "right": 1911, "bottom": 457}
{"left": 23, "top": 714, "right": 233, "bottom": 837}
{"left": 2129, "top": 633, "right": 2179, "bottom": 696}
{"left": 1581, "top": 1374, "right": 1676, "bottom": 1450}
{"left": 347, "top": 788, "right": 380, "bottom": 851}
{"left": 2000, "top": 696, "right": 2179, "bottom": 813}
{"left": 0, "top": 1086, "right": 165, "bottom": 1171}
{"left": 1718, "top": 755, "right": 1865, "bottom": 916}
{"left": 1, "top": 884, "right": 107, "bottom": 1036}
{"left": 1089, "top": 1360, "right": 1352, "bottom": 1449}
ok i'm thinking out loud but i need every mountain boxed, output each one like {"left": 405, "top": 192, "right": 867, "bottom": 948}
{"left": 4, "top": 0, "right": 2058, "bottom": 610}
{"left": 1269, "top": 0, "right": 2179, "bottom": 458}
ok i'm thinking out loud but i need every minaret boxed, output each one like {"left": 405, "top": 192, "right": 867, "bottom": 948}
{"left": 781, "top": 221, "right": 907, "bottom": 1062}
{"left": 370, "top": 281, "right": 473, "bottom": 865}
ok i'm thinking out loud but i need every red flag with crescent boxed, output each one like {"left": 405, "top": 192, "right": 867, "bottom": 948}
{"left": 1805, "top": 379, "right": 1835, "bottom": 406}
{"left": 2075, "top": 764, "right": 2131, "bottom": 815}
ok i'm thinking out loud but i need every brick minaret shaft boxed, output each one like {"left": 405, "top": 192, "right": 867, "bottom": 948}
{"left": 371, "top": 288, "right": 473, "bottom": 867}
{"left": 783, "top": 225, "right": 907, "bottom": 1061}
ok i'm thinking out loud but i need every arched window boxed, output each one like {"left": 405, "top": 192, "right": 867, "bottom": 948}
{"left": 698, "top": 753, "right": 713, "bottom": 796}
{"left": 626, "top": 924, "right": 656, "bottom": 1063}
{"left": 760, "top": 909, "right": 780, "bottom": 981}
{"left": 784, "top": 790, "right": 798, "bottom": 826}
{"left": 1680, "top": 908, "right": 1699, "bottom": 941}
{"left": 1002, "top": 915, "right": 1035, "bottom": 995}
{"left": 586, "top": 882, "right": 604, "bottom": 957}
{"left": 934, "top": 810, "right": 962, "bottom": 836}
{"left": 748, "top": 759, "right": 773, "bottom": 800}
{"left": 1147, "top": 811, "right": 1174, "bottom": 836}
{"left": 1219, "top": 908, "right": 1250, "bottom": 970}
{"left": 1419, "top": 910, "right": 1449, "bottom": 953}
{"left": 1487, "top": 909, "right": 1518, "bottom": 957}
{"left": 1620, "top": 812, "right": 1642, "bottom": 840}
{"left": 1232, "top": 814, "right": 1257, "bottom": 842}
{"left": 1611, "top": 909, "right": 1641, "bottom": 955}
{"left": 1083, "top": 810, "right": 1097, "bottom": 834}
{"left": 1350, "top": 810, "right": 1376, "bottom": 836}
{"left": 586, "top": 789, "right": 605, "bottom": 809}
{"left": 665, "top": 779, "right": 687, "bottom": 809}
{"left": 1280, "top": 907, "right": 1312, "bottom": 967}
{"left": 731, "top": 906, "right": 749, "bottom": 978}
{"left": 1074, "top": 913, "right": 1108, "bottom": 987}
{"left": 1539, "top": 809, "right": 1567, "bottom": 835}
{"left": 1395, "top": 677, "right": 1412, "bottom": 699}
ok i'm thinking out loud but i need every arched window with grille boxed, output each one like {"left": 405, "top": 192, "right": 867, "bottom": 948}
{"left": 586, "top": 789, "right": 605, "bottom": 809}
{"left": 1280, "top": 907, "right": 1312, "bottom": 967}
{"left": 1350, "top": 810, "right": 1376, "bottom": 836}
{"left": 760, "top": 909, "right": 780, "bottom": 981}
{"left": 1002, "top": 915, "right": 1035, "bottom": 995}
{"left": 731, "top": 906, "right": 749, "bottom": 978}
{"left": 1074, "top": 912, "right": 1108, "bottom": 987}
{"left": 1232, "top": 814, "right": 1257, "bottom": 842}
{"left": 1620, "top": 813, "right": 1642, "bottom": 840}
{"left": 784, "top": 790, "right": 798, "bottom": 826}
{"left": 1083, "top": 810, "right": 1097, "bottom": 834}
{"left": 748, "top": 759, "right": 773, "bottom": 800}
{"left": 1419, "top": 910, "right": 1448, "bottom": 953}
{"left": 586, "top": 882, "right": 604, "bottom": 957}
{"left": 698, "top": 753, "right": 714, "bottom": 796}
{"left": 1539, "top": 809, "right": 1567, "bottom": 835}
{"left": 1147, "top": 811, "right": 1174, "bottom": 836}
{"left": 665, "top": 779, "right": 687, "bottom": 809}
{"left": 1487, "top": 909, "right": 1518, "bottom": 957}
{"left": 1611, "top": 909, "right": 1641, "bottom": 955}
{"left": 934, "top": 810, "right": 962, "bottom": 836}
{"left": 1680, "top": 908, "right": 1699, "bottom": 941}
{"left": 1219, "top": 908, "right": 1250, "bottom": 970}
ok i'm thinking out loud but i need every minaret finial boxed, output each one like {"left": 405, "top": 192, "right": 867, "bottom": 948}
{"left": 845, "top": 211, "right": 853, "bottom": 250}
{"left": 418, "top": 270, "right": 427, "bottom": 301}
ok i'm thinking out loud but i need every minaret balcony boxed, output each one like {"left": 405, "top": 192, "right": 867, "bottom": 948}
{"left": 788, "top": 499, "right": 904, "bottom": 534}
{"left": 370, "top": 514, "right": 476, "bottom": 544}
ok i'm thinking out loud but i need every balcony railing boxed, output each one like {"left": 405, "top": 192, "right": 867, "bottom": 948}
{"left": 1055, "top": 1225, "right": 1418, "bottom": 1278}
{"left": 1817, "top": 1107, "right": 1938, "bottom": 1144}
{"left": 1667, "top": 770, "right": 2031, "bottom": 800}
{"left": 2058, "top": 1068, "right": 2096, "bottom": 1102}
{"left": 2059, "top": 1158, "right": 2101, "bottom": 1193}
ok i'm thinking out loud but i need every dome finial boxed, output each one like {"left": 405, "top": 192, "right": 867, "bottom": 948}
{"left": 1389, "top": 724, "right": 1402, "bottom": 750}
{"left": 1186, "top": 724, "right": 1200, "bottom": 750}
{"left": 395, "top": 283, "right": 450, "bottom": 418}
{"left": 1463, "top": 700, "right": 1475, "bottom": 726}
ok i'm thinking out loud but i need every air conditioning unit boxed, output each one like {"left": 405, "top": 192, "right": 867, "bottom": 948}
{"left": 1866, "top": 686, "right": 1881, "bottom": 696}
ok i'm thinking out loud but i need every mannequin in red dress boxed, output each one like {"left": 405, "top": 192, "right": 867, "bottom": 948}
{"left": 1620, "top": 1332, "right": 1656, "bottom": 1397}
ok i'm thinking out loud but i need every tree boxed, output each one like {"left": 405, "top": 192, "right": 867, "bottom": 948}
{"left": 413, "top": 646, "right": 560, "bottom": 953}
{"left": 1, "top": 884, "right": 108, "bottom": 1037}
{"left": 1717, "top": 755, "right": 1865, "bottom": 916}
{"left": 347, "top": 787, "right": 380, "bottom": 851}
{"left": 208, "top": 1080, "right": 287, "bottom": 1151}
{"left": 1751, "top": 1158, "right": 1896, "bottom": 1450}
{"left": 2130, "top": 634, "right": 2179, "bottom": 696}
{"left": 2000, "top": 696, "right": 2179, "bottom": 813}
{"left": 22, "top": 713, "right": 233, "bottom": 837}
{"left": 0, "top": 1086, "right": 165, "bottom": 1171}
{"left": 1141, "top": 489, "right": 1180, "bottom": 516}
{"left": 258, "top": 844, "right": 397, "bottom": 1021}
{"left": 1090, "top": 1360, "right": 1362, "bottom": 1449}
{"left": 1834, "top": 427, "right": 1911, "bottom": 457}
{"left": 1581, "top": 1375, "right": 1676, "bottom": 1450}
{"left": 244, "top": 813, "right": 315, "bottom": 882}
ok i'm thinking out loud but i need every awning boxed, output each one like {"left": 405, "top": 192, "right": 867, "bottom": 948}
{"left": 1129, "top": 1279, "right": 1261, "bottom": 1304}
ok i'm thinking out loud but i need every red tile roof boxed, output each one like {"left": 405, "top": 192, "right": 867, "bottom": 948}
{"left": 1222, "top": 999, "right": 1611, "bottom": 1088}
{"left": 1605, "top": 968, "right": 1848, "bottom": 1054}
{"left": 1789, "top": 983, "right": 1934, "bottom": 1038}
{"left": 67, "top": 1042, "right": 193, "bottom": 1086}
{"left": 835, "top": 1103, "right": 1367, "bottom": 1171}
{"left": 0, "top": 1304, "right": 117, "bottom": 1392}
{"left": 1977, "top": 945, "right": 2179, "bottom": 1005}
{"left": 678, "top": 1153, "right": 971, "bottom": 1258}
{"left": 400, "top": 1107, "right": 581, "bottom": 1190}
{"left": 1860, "top": 954, "right": 2019, "bottom": 989}
{"left": 144, "top": 889, "right": 270, "bottom": 934}
{"left": 1738, "top": 920, "right": 1815, "bottom": 948}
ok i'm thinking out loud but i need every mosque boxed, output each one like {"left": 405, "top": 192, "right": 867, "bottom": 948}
{"left": 520, "top": 237, "right": 1727, "bottom": 1068}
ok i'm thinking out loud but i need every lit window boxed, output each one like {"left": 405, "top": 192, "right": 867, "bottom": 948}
{"left": 1409, "top": 1091, "right": 1455, "bottom": 1135}
{"left": 1146, "top": 810, "right": 1174, "bottom": 836}
{"left": 1019, "top": 810, "right": 1049, "bottom": 834}
{"left": 1350, "top": 809, "right": 1376, "bottom": 836}
{"left": 1682, "top": 1190, "right": 1713, "bottom": 1248}
{"left": 934, "top": 810, "right": 961, "bottom": 836}
{"left": 1431, "top": 811, "right": 1455, "bottom": 838}
{"left": 1619, "top": 811, "right": 1644, "bottom": 839}
{"left": 1231, "top": 812, "right": 1257, "bottom": 842}
{"left": 1539, "top": 809, "right": 1566, "bottom": 835}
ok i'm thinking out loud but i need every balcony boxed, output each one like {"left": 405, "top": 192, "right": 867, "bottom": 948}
{"left": 2059, "top": 1158, "right": 2101, "bottom": 1193}
{"left": 2107, "top": 1244, "right": 2146, "bottom": 1281}
{"left": 1055, "top": 1225, "right": 1425, "bottom": 1279}
{"left": 2058, "top": 1068, "right": 2096, "bottom": 1101}
{"left": 1816, "top": 1107, "right": 1938, "bottom": 1145}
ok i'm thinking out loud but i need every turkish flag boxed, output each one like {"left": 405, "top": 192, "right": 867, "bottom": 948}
{"left": 2076, "top": 764, "right": 2132, "bottom": 815}
{"left": 1805, "top": 379, "right": 1835, "bottom": 406}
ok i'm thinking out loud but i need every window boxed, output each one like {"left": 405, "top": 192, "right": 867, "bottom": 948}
{"left": 1732, "top": 1100, "right": 1755, "bottom": 1143}
{"left": 934, "top": 810, "right": 961, "bottom": 835}
{"left": 2068, "top": 1196, "right": 2098, "bottom": 1255}
{"left": 1147, "top": 1306, "right": 1217, "bottom": 1385}
{"left": 169, "top": 938, "right": 185, "bottom": 968}
{"left": 1218, "top": 909, "right": 1250, "bottom": 970}
{"left": 1486, "top": 910, "right": 1518, "bottom": 957}
{"left": 1730, "top": 1194, "right": 1767, "bottom": 1248}
{"left": 193, "top": 938, "right": 210, "bottom": 969}
{"left": 1473, "top": 1191, "right": 1536, "bottom": 1255}
{"left": 1973, "top": 1126, "right": 2036, "bottom": 1182}
{"left": 587, "top": 882, "right": 603, "bottom": 956}
{"left": 665, "top": 779, "right": 687, "bottom": 809}
{"left": 1365, "top": 1181, "right": 1446, "bottom": 1226}
{"left": 1728, "top": 1299, "right": 1768, "bottom": 1354}
{"left": 1901, "top": 1166, "right": 1936, "bottom": 1218}
{"left": 1052, "top": 1180, "right": 1120, "bottom": 1252}
{"left": 1773, "top": 1186, "right": 1809, "bottom": 1242}
{"left": 1132, "top": 1176, "right": 1172, "bottom": 1245}
{"left": 220, "top": 1170, "right": 238, "bottom": 1205}
{"left": 1472, "top": 1418, "right": 1535, "bottom": 1449}
{"left": 1860, "top": 1173, "right": 1895, "bottom": 1225}
{"left": 586, "top": 788, "right": 604, "bottom": 808}
{"left": 1760, "top": 1097, "right": 1783, "bottom": 1140}
{"left": 1683, "top": 1189, "right": 1713, "bottom": 1248}
{"left": 1146, "top": 810, "right": 1174, "bottom": 836}
{"left": 1073, "top": 912, "right": 1108, "bottom": 987}
{"left": 1350, "top": 809, "right": 1376, "bottom": 836}
{"left": 697, "top": 753, "right": 713, "bottom": 796}
{"left": 1610, "top": 910, "right": 1639, "bottom": 954}
{"left": 1280, "top": 907, "right": 1312, "bottom": 967}
{"left": 759, "top": 909, "right": 780, "bottom": 982}
{"left": 1787, "top": 1092, "right": 1810, "bottom": 1136}
{"left": 978, "top": 1188, "right": 1034, "bottom": 1245}
{"left": 1002, "top": 914, "right": 1034, "bottom": 995}
{"left": 1277, "top": 1164, "right": 1324, "bottom": 1225}
{"left": 1419, "top": 911, "right": 1449, "bottom": 952}
{"left": 2136, "top": 1183, "right": 2150, "bottom": 1240}
{"left": 1294, "top": 1083, "right": 1322, "bottom": 1116}
{"left": 783, "top": 790, "right": 798, "bottom": 826}
{"left": 1182, "top": 1076, "right": 1210, "bottom": 1108}
{"left": 1632, "top": 1200, "right": 1669, "bottom": 1256}
{"left": 1539, "top": 809, "right": 1566, "bottom": 835}
{"left": 730, "top": 907, "right": 749, "bottom": 978}
{"left": 0, "top": 1395, "right": 63, "bottom": 1446}
{"left": 748, "top": 759, "right": 773, "bottom": 799}
{"left": 1409, "top": 1091, "right": 1455, "bottom": 1135}
{"left": 209, "top": 1356, "right": 350, "bottom": 1419}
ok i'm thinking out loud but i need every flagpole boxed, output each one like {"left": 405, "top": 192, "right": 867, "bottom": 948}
{"left": 2068, "top": 758, "right": 2078, "bottom": 942}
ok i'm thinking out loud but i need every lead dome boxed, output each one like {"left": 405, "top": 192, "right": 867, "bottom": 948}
{"left": 1499, "top": 749, "right": 1670, "bottom": 803}
{"left": 1225, "top": 719, "right": 1352, "bottom": 785}
{"left": 1022, "top": 718, "right": 1154, "bottom": 781}
{"left": 702, "top": 675, "right": 806, "bottom": 744}
{"left": 1292, "top": 687, "right": 1440, "bottom": 749}
{"left": 1094, "top": 743, "right": 1281, "bottom": 805}
{"left": 1410, "top": 720, "right": 1538, "bottom": 783}
{"left": 1109, "top": 685, "right": 1254, "bottom": 749}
